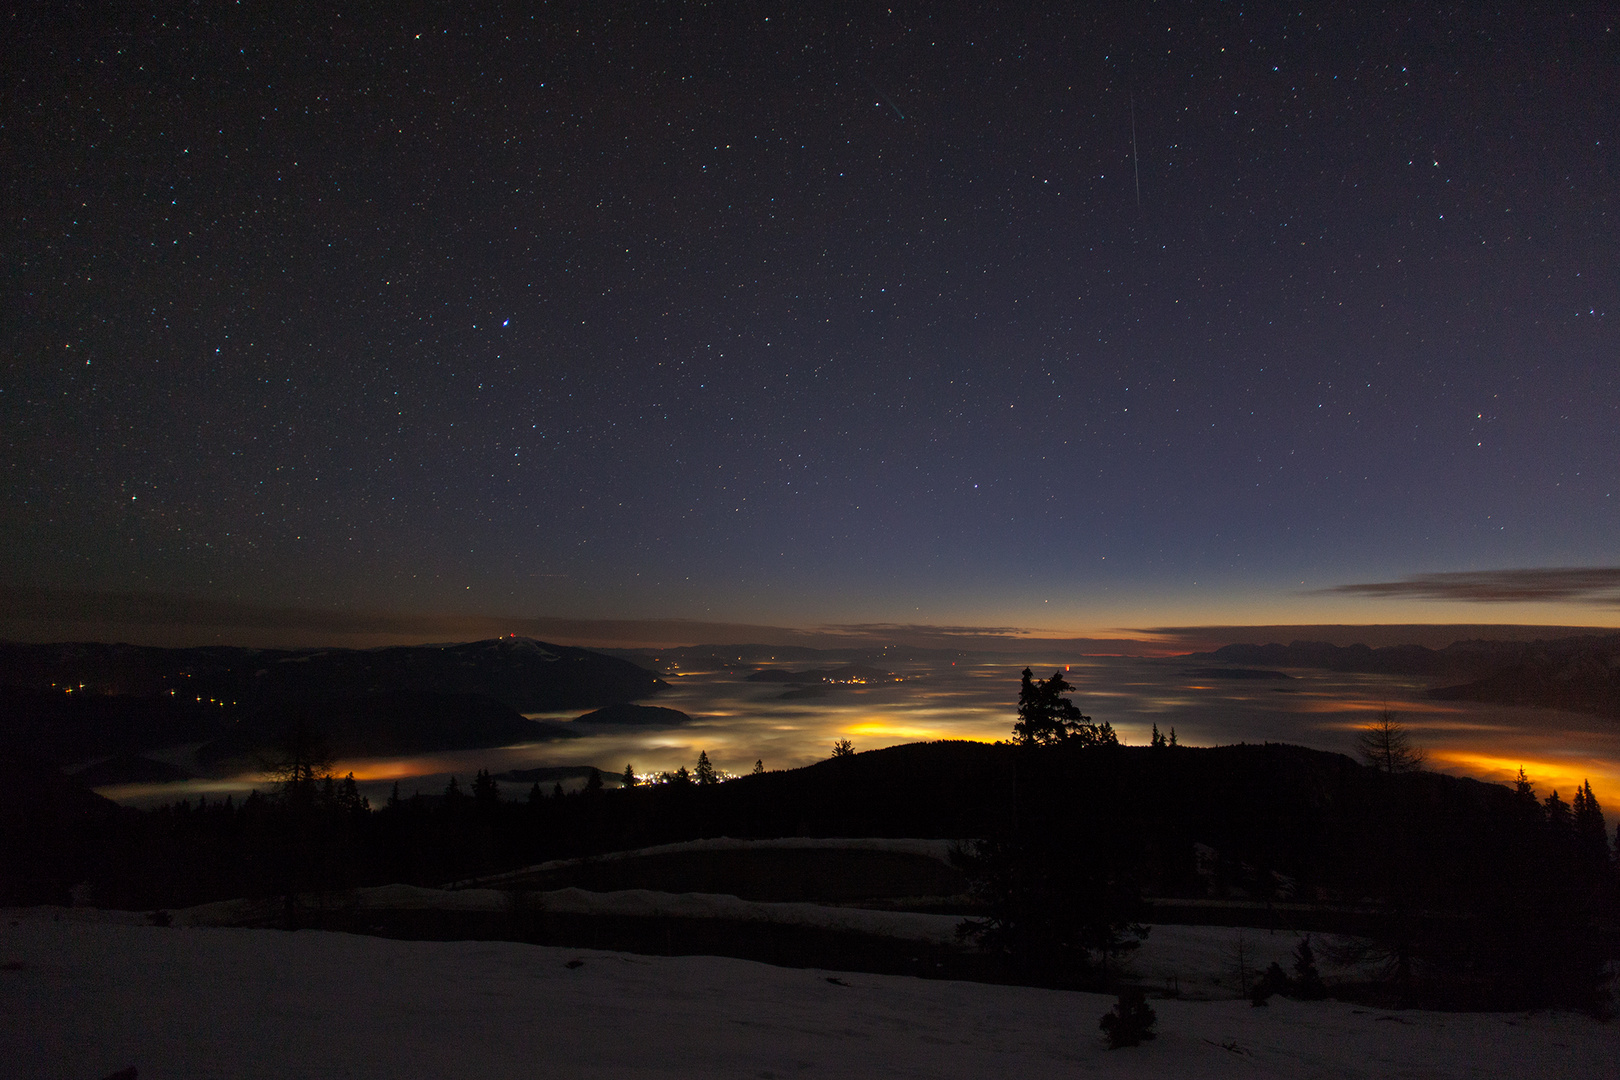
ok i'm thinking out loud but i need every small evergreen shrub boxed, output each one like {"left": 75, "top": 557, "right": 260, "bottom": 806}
{"left": 1292, "top": 936, "right": 1328, "bottom": 999}
{"left": 1251, "top": 962, "right": 1291, "bottom": 1006}
{"left": 1099, "top": 987, "right": 1157, "bottom": 1048}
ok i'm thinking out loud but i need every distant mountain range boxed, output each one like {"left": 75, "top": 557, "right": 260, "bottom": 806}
{"left": 744, "top": 664, "right": 896, "bottom": 684}
{"left": 193, "top": 691, "right": 581, "bottom": 768}
{"left": 1191, "top": 634, "right": 1620, "bottom": 717}
{"left": 0, "top": 637, "right": 664, "bottom": 767}
{"left": 0, "top": 636, "right": 664, "bottom": 710}
{"left": 601, "top": 644, "right": 965, "bottom": 672}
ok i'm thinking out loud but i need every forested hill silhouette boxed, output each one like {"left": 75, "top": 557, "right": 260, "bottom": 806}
{"left": 1194, "top": 639, "right": 1490, "bottom": 676}
{"left": 0, "top": 638, "right": 663, "bottom": 764}
{"left": 7, "top": 737, "right": 1613, "bottom": 1009}
{"left": 574, "top": 703, "right": 693, "bottom": 726}
{"left": 0, "top": 637, "right": 663, "bottom": 708}
{"left": 193, "top": 692, "right": 578, "bottom": 768}
{"left": 22, "top": 738, "right": 1554, "bottom": 904}
{"left": 1425, "top": 639, "right": 1620, "bottom": 716}
{"left": 1194, "top": 633, "right": 1620, "bottom": 717}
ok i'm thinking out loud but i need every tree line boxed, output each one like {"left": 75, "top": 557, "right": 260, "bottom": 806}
{"left": 952, "top": 670, "right": 1617, "bottom": 1010}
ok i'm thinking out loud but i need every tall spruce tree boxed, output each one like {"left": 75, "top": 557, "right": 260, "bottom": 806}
{"left": 1571, "top": 781, "right": 1609, "bottom": 875}
{"left": 1013, "top": 669, "right": 1086, "bottom": 745}
{"left": 1513, "top": 767, "right": 1538, "bottom": 806}
{"left": 472, "top": 768, "right": 500, "bottom": 809}
{"left": 1544, "top": 790, "right": 1574, "bottom": 842}
{"left": 695, "top": 751, "right": 718, "bottom": 785}
{"left": 1012, "top": 668, "right": 1117, "bottom": 747}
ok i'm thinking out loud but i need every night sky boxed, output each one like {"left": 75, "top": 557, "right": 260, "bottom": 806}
{"left": 6, "top": 4, "right": 1617, "bottom": 647}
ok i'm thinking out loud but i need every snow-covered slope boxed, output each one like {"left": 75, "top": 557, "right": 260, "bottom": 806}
{"left": 166, "top": 882, "right": 1331, "bottom": 994}
{"left": 172, "top": 883, "right": 967, "bottom": 944}
{"left": 3, "top": 917, "right": 1611, "bottom": 1080}
{"left": 454, "top": 835, "right": 965, "bottom": 889}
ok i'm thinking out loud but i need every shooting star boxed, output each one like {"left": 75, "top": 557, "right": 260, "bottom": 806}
{"left": 1129, "top": 88, "right": 1141, "bottom": 208}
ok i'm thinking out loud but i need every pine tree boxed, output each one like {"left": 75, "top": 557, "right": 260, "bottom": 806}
{"left": 338, "top": 772, "right": 368, "bottom": 813}
{"left": 621, "top": 763, "right": 637, "bottom": 788}
{"left": 1150, "top": 724, "right": 1167, "bottom": 748}
{"left": 953, "top": 833, "right": 1148, "bottom": 983}
{"left": 1513, "top": 767, "right": 1539, "bottom": 810}
{"left": 472, "top": 768, "right": 500, "bottom": 808}
{"left": 752, "top": 759, "right": 765, "bottom": 775}
{"left": 695, "top": 751, "right": 718, "bottom": 785}
{"left": 528, "top": 782, "right": 543, "bottom": 805}
{"left": 1544, "top": 790, "right": 1573, "bottom": 842}
{"left": 831, "top": 738, "right": 855, "bottom": 758}
{"left": 1012, "top": 669, "right": 1087, "bottom": 745}
{"left": 1168, "top": 727, "right": 1177, "bottom": 747}
{"left": 1571, "top": 780, "right": 1609, "bottom": 874}
{"left": 1012, "top": 668, "right": 1116, "bottom": 747}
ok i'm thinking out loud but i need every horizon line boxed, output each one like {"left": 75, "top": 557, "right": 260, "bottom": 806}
{"left": 1, "top": 587, "right": 1616, "bottom": 654}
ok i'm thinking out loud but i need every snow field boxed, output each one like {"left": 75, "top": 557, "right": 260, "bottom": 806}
{"left": 3, "top": 918, "right": 1613, "bottom": 1079}
{"left": 167, "top": 884, "right": 1365, "bottom": 991}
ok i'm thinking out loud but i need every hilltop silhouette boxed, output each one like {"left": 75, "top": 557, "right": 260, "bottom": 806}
{"left": 0, "top": 637, "right": 662, "bottom": 767}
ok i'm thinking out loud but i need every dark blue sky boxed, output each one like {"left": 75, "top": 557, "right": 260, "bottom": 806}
{"left": 6, "top": 4, "right": 1617, "bottom": 645}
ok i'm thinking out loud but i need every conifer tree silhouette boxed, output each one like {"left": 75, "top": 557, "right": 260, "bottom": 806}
{"left": 1357, "top": 708, "right": 1423, "bottom": 772}
{"left": 695, "top": 751, "right": 717, "bottom": 785}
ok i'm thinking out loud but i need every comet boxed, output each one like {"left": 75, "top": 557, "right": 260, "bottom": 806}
{"left": 868, "top": 79, "right": 905, "bottom": 121}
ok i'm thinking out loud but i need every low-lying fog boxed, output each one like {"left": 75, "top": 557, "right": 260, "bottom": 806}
{"left": 100, "top": 654, "right": 1620, "bottom": 820}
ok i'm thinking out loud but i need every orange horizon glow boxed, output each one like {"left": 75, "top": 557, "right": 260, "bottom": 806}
{"left": 311, "top": 743, "right": 1619, "bottom": 814}
{"left": 839, "top": 719, "right": 1002, "bottom": 742}
{"left": 314, "top": 757, "right": 467, "bottom": 782}
{"left": 1429, "top": 750, "right": 1618, "bottom": 809}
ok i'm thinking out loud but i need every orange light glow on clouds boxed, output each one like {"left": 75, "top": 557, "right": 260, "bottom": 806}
{"left": 321, "top": 757, "right": 452, "bottom": 782}
{"left": 1430, "top": 751, "right": 1619, "bottom": 809}
{"left": 843, "top": 720, "right": 957, "bottom": 741}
